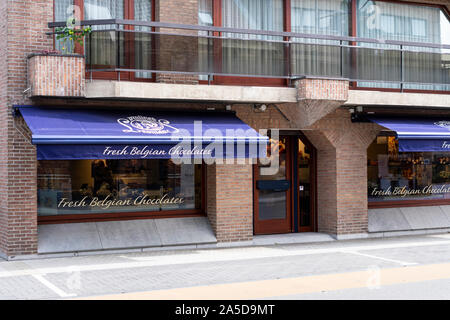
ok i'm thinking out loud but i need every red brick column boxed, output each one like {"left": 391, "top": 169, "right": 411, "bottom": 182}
{"left": 155, "top": 0, "right": 199, "bottom": 84}
{"left": 305, "top": 109, "right": 381, "bottom": 237}
{"left": 277, "top": 78, "right": 381, "bottom": 237}
{"left": 0, "top": 0, "right": 53, "bottom": 258}
{"left": 206, "top": 163, "right": 253, "bottom": 242}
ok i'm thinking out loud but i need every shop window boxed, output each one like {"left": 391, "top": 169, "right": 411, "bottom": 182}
{"left": 37, "top": 159, "right": 203, "bottom": 221}
{"left": 368, "top": 136, "right": 450, "bottom": 204}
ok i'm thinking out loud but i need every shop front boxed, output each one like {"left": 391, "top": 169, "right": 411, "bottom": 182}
{"left": 16, "top": 106, "right": 268, "bottom": 252}
{"left": 367, "top": 116, "right": 450, "bottom": 233}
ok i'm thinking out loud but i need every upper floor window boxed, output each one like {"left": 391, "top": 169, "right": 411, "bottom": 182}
{"left": 54, "top": 0, "right": 154, "bottom": 80}
{"left": 222, "top": 0, "right": 284, "bottom": 37}
{"left": 356, "top": 0, "right": 450, "bottom": 91}
{"left": 357, "top": 0, "right": 449, "bottom": 44}
{"left": 291, "top": 0, "right": 350, "bottom": 37}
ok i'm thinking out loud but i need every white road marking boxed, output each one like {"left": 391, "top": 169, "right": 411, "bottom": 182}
{"left": 0, "top": 238, "right": 449, "bottom": 279}
{"left": 428, "top": 233, "right": 450, "bottom": 239}
{"left": 32, "top": 274, "right": 76, "bottom": 298}
{"left": 342, "top": 250, "right": 418, "bottom": 266}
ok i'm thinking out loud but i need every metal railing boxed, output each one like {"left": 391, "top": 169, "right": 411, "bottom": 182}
{"left": 48, "top": 19, "right": 450, "bottom": 91}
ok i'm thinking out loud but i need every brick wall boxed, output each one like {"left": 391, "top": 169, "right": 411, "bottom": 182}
{"left": 155, "top": 0, "right": 199, "bottom": 84}
{"left": 232, "top": 104, "right": 292, "bottom": 131}
{"left": 280, "top": 79, "right": 348, "bottom": 128}
{"left": 0, "top": 0, "right": 8, "bottom": 258}
{"left": 28, "top": 54, "right": 85, "bottom": 97}
{"left": 0, "top": 0, "right": 53, "bottom": 257}
{"left": 204, "top": 104, "right": 290, "bottom": 243}
{"left": 304, "top": 108, "right": 381, "bottom": 236}
{"left": 207, "top": 163, "right": 253, "bottom": 242}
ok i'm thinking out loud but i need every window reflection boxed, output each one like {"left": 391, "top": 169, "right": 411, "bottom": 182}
{"left": 37, "top": 159, "right": 202, "bottom": 216}
{"left": 368, "top": 136, "right": 450, "bottom": 202}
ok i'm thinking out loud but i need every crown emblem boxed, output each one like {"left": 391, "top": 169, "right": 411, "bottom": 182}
{"left": 117, "top": 116, "right": 179, "bottom": 134}
{"left": 434, "top": 121, "right": 450, "bottom": 130}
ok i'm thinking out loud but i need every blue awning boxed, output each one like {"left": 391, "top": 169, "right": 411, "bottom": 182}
{"left": 16, "top": 106, "right": 268, "bottom": 160}
{"left": 368, "top": 116, "right": 450, "bottom": 152}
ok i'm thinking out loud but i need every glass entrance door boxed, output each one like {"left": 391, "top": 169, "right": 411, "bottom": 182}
{"left": 254, "top": 134, "right": 316, "bottom": 235}
{"left": 254, "top": 137, "right": 292, "bottom": 234}
{"left": 297, "top": 136, "right": 315, "bottom": 231}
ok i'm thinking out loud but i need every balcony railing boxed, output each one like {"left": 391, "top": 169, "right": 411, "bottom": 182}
{"left": 48, "top": 19, "right": 450, "bottom": 91}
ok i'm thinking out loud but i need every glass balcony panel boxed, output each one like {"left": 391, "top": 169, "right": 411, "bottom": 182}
{"left": 82, "top": 25, "right": 449, "bottom": 90}
{"left": 353, "top": 44, "right": 402, "bottom": 88}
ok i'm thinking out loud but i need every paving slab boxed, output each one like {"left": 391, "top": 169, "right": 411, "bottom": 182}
{"left": 368, "top": 208, "right": 412, "bottom": 232}
{"left": 96, "top": 219, "right": 162, "bottom": 249}
{"left": 155, "top": 217, "right": 216, "bottom": 246}
{"left": 38, "top": 223, "right": 102, "bottom": 253}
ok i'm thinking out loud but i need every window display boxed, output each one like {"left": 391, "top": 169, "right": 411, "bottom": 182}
{"left": 37, "top": 159, "right": 203, "bottom": 217}
{"left": 368, "top": 136, "right": 450, "bottom": 202}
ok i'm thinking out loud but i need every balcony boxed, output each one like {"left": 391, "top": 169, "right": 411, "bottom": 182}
{"left": 32, "top": 19, "right": 450, "bottom": 100}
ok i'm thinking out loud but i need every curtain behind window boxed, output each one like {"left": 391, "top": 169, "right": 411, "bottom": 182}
{"left": 84, "top": 0, "right": 125, "bottom": 69}
{"left": 357, "top": 0, "right": 450, "bottom": 91}
{"left": 55, "top": 0, "right": 74, "bottom": 53}
{"left": 134, "top": 0, "right": 152, "bottom": 78}
{"left": 221, "top": 0, "right": 284, "bottom": 77}
{"left": 291, "top": 0, "right": 350, "bottom": 78}
{"left": 198, "top": 0, "right": 213, "bottom": 80}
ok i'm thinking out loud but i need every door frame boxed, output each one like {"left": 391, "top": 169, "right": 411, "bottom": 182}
{"left": 253, "top": 136, "right": 293, "bottom": 235}
{"left": 253, "top": 133, "right": 317, "bottom": 235}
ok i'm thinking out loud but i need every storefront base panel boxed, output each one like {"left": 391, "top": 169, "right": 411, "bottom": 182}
{"left": 368, "top": 228, "right": 450, "bottom": 239}
{"left": 368, "top": 205, "right": 450, "bottom": 233}
{"left": 37, "top": 217, "right": 216, "bottom": 254}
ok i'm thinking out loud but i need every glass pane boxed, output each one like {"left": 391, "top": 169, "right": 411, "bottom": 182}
{"left": 259, "top": 138, "right": 287, "bottom": 180}
{"left": 298, "top": 138, "right": 312, "bottom": 227}
{"left": 55, "top": 0, "right": 74, "bottom": 53}
{"left": 258, "top": 190, "right": 286, "bottom": 220}
{"left": 134, "top": 0, "right": 153, "bottom": 78}
{"left": 37, "top": 159, "right": 202, "bottom": 216}
{"left": 84, "top": 0, "right": 125, "bottom": 68}
{"left": 258, "top": 137, "right": 287, "bottom": 220}
{"left": 198, "top": 0, "right": 213, "bottom": 80}
{"left": 368, "top": 136, "right": 450, "bottom": 202}
{"left": 291, "top": 0, "right": 350, "bottom": 78}
{"left": 222, "top": 0, "right": 285, "bottom": 76}
{"left": 356, "top": 0, "right": 450, "bottom": 91}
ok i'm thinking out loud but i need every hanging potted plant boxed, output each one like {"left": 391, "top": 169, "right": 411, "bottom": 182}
{"left": 55, "top": 21, "right": 92, "bottom": 55}
{"left": 27, "top": 20, "right": 92, "bottom": 97}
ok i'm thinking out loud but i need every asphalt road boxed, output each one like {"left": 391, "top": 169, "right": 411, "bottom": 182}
{"left": 0, "top": 233, "right": 449, "bottom": 300}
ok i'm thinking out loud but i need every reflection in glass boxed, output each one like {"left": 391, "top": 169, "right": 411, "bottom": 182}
{"left": 258, "top": 137, "right": 287, "bottom": 220}
{"left": 298, "top": 138, "right": 312, "bottom": 227}
{"left": 84, "top": 0, "right": 125, "bottom": 69}
{"left": 357, "top": 0, "right": 450, "bottom": 91}
{"left": 259, "top": 138, "right": 287, "bottom": 180}
{"left": 368, "top": 136, "right": 450, "bottom": 202}
{"left": 258, "top": 190, "right": 287, "bottom": 220}
{"left": 221, "top": 0, "right": 285, "bottom": 76}
{"left": 37, "top": 159, "right": 202, "bottom": 216}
